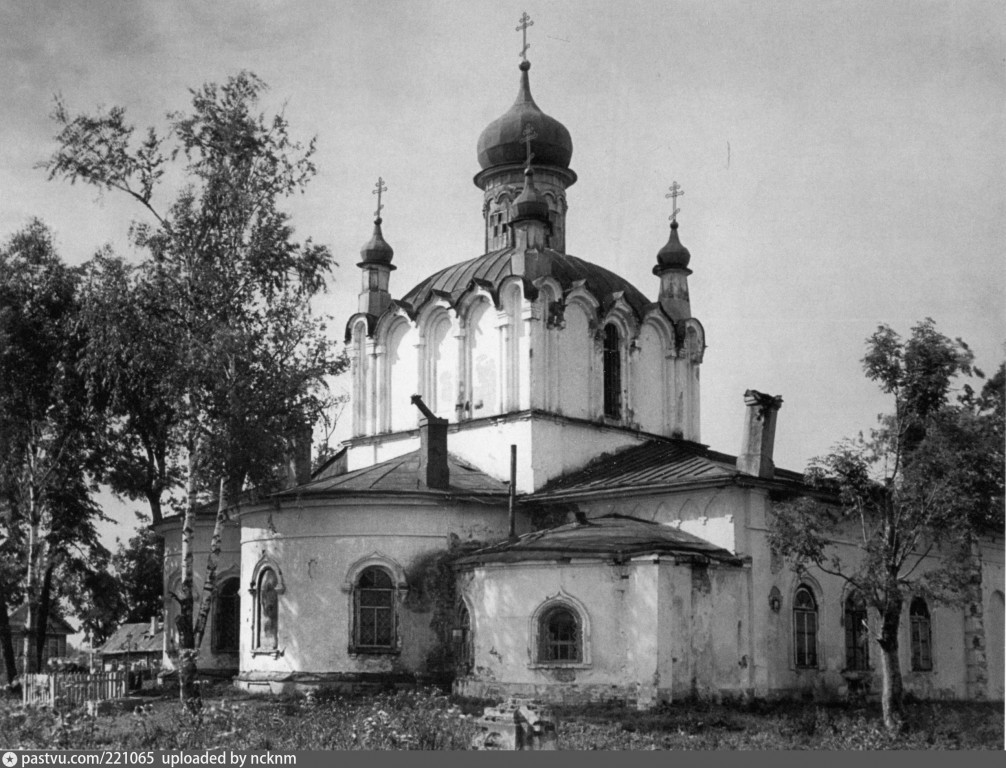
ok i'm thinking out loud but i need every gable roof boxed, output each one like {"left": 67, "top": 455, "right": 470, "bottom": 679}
{"left": 98, "top": 622, "right": 163, "bottom": 656}
{"left": 455, "top": 514, "right": 743, "bottom": 566}
{"left": 275, "top": 450, "right": 510, "bottom": 498}
{"left": 8, "top": 604, "right": 76, "bottom": 636}
{"left": 529, "top": 439, "right": 805, "bottom": 500}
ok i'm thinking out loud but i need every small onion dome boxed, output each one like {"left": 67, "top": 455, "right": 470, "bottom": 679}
{"left": 511, "top": 166, "right": 550, "bottom": 223}
{"left": 477, "top": 61, "right": 573, "bottom": 171}
{"left": 655, "top": 220, "right": 691, "bottom": 271}
{"left": 358, "top": 217, "right": 395, "bottom": 269}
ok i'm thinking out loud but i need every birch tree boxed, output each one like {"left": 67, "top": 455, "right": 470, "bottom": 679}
{"left": 0, "top": 220, "right": 108, "bottom": 679}
{"left": 46, "top": 72, "right": 346, "bottom": 708}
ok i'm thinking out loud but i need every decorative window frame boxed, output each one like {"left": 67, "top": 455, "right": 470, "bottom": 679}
{"left": 528, "top": 590, "right": 592, "bottom": 670}
{"left": 791, "top": 579, "right": 821, "bottom": 671}
{"left": 248, "top": 557, "right": 285, "bottom": 658}
{"left": 343, "top": 553, "right": 408, "bottom": 656}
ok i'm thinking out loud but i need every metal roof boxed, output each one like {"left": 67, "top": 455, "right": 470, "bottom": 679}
{"left": 275, "top": 450, "right": 510, "bottom": 497}
{"left": 400, "top": 248, "right": 652, "bottom": 320}
{"left": 533, "top": 440, "right": 734, "bottom": 497}
{"left": 98, "top": 622, "right": 163, "bottom": 656}
{"left": 455, "top": 514, "right": 742, "bottom": 566}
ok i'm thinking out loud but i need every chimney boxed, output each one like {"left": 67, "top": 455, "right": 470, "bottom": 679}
{"left": 150, "top": 616, "right": 158, "bottom": 635}
{"left": 737, "top": 389, "right": 783, "bottom": 479}
{"left": 411, "top": 395, "right": 449, "bottom": 489}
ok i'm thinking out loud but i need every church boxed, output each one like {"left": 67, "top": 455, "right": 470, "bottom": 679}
{"left": 157, "top": 25, "right": 1005, "bottom": 706}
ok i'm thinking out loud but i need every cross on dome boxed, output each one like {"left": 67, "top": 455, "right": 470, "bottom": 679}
{"left": 666, "top": 181, "right": 684, "bottom": 224}
{"left": 521, "top": 124, "right": 538, "bottom": 170}
{"left": 373, "top": 177, "right": 388, "bottom": 219}
{"left": 516, "top": 12, "right": 533, "bottom": 61}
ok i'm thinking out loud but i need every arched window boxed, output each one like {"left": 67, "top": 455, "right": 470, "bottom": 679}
{"left": 255, "top": 568, "right": 279, "bottom": 651}
{"left": 603, "top": 324, "right": 622, "bottom": 420}
{"left": 844, "top": 591, "right": 869, "bottom": 671}
{"left": 793, "top": 585, "right": 818, "bottom": 668}
{"left": 909, "top": 597, "right": 932, "bottom": 671}
{"left": 354, "top": 567, "right": 396, "bottom": 651}
{"left": 453, "top": 602, "right": 473, "bottom": 674}
{"left": 538, "top": 605, "right": 582, "bottom": 663}
{"left": 213, "top": 578, "right": 241, "bottom": 654}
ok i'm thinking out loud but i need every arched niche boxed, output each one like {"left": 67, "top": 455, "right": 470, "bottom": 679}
{"left": 557, "top": 300, "right": 593, "bottom": 419}
{"left": 423, "top": 307, "right": 459, "bottom": 420}
{"left": 384, "top": 317, "right": 419, "bottom": 432}
{"left": 467, "top": 297, "right": 500, "bottom": 417}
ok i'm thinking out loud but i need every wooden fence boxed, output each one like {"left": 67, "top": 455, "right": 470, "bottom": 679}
{"left": 22, "top": 671, "right": 128, "bottom": 708}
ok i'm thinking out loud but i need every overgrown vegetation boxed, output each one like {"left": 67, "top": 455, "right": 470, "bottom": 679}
{"left": 403, "top": 538, "right": 486, "bottom": 680}
{"left": 1, "top": 685, "right": 1000, "bottom": 750}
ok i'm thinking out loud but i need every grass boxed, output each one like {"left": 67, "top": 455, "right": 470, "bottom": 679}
{"left": 0, "top": 683, "right": 1001, "bottom": 750}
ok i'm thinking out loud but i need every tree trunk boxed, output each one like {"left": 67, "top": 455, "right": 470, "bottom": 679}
{"left": 878, "top": 606, "right": 904, "bottom": 732}
{"left": 34, "top": 562, "right": 56, "bottom": 671}
{"left": 0, "top": 591, "right": 19, "bottom": 690}
{"left": 193, "top": 477, "right": 229, "bottom": 650}
{"left": 22, "top": 602, "right": 38, "bottom": 675}
{"left": 177, "top": 429, "right": 199, "bottom": 711}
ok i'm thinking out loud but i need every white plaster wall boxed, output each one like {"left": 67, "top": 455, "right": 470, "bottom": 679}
{"left": 345, "top": 415, "right": 648, "bottom": 494}
{"left": 574, "top": 486, "right": 745, "bottom": 555}
{"left": 745, "top": 506, "right": 994, "bottom": 700}
{"left": 458, "top": 555, "right": 749, "bottom": 704}
{"left": 237, "top": 497, "right": 515, "bottom": 679}
{"left": 526, "top": 418, "right": 647, "bottom": 491}
{"left": 459, "top": 560, "right": 657, "bottom": 700}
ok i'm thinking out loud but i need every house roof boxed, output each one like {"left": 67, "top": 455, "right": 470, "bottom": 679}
{"left": 529, "top": 439, "right": 805, "bottom": 500}
{"left": 455, "top": 514, "right": 743, "bottom": 566}
{"left": 8, "top": 604, "right": 76, "bottom": 635}
{"left": 275, "top": 449, "right": 510, "bottom": 498}
{"left": 98, "top": 622, "right": 163, "bottom": 656}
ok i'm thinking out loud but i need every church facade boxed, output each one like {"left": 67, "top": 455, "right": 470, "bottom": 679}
{"left": 157, "top": 44, "right": 1004, "bottom": 705}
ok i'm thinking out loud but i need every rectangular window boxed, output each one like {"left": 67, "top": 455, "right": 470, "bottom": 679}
{"left": 910, "top": 617, "right": 932, "bottom": 671}
{"left": 795, "top": 611, "right": 817, "bottom": 668}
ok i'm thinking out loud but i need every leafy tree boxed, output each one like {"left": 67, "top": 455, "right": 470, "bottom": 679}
{"left": 46, "top": 72, "right": 347, "bottom": 708}
{"left": 112, "top": 515, "right": 165, "bottom": 623}
{"left": 771, "top": 319, "right": 1003, "bottom": 731}
{"left": 0, "top": 220, "right": 109, "bottom": 677}
{"left": 74, "top": 569, "right": 127, "bottom": 649}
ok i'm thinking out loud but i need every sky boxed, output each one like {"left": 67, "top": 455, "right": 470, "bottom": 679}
{"left": 1, "top": 0, "right": 1003, "bottom": 550}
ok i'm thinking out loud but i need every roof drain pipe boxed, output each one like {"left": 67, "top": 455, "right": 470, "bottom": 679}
{"left": 508, "top": 444, "right": 518, "bottom": 542}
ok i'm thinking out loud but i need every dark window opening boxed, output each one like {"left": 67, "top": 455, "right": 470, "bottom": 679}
{"left": 844, "top": 591, "right": 869, "bottom": 671}
{"left": 603, "top": 324, "right": 622, "bottom": 420}
{"left": 214, "top": 578, "right": 241, "bottom": 654}
{"left": 539, "top": 606, "right": 581, "bottom": 663}
{"left": 910, "top": 597, "right": 932, "bottom": 671}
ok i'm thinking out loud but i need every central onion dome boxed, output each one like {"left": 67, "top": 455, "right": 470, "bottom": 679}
{"left": 477, "top": 61, "right": 573, "bottom": 171}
